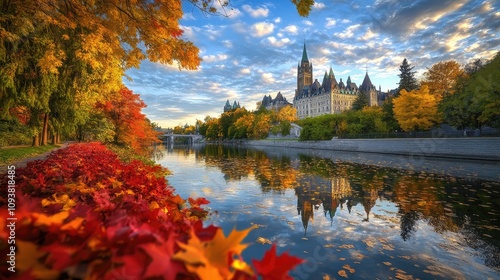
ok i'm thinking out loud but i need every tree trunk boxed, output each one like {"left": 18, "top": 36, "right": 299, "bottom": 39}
{"left": 41, "top": 113, "right": 49, "bottom": 146}
{"left": 32, "top": 134, "right": 39, "bottom": 147}
{"left": 56, "top": 133, "right": 61, "bottom": 144}
{"left": 52, "top": 133, "right": 57, "bottom": 145}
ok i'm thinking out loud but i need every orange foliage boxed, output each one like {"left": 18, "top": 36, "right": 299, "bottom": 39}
{"left": 97, "top": 87, "right": 160, "bottom": 153}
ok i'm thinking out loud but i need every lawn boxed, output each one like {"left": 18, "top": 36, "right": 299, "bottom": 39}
{"left": 0, "top": 144, "right": 60, "bottom": 164}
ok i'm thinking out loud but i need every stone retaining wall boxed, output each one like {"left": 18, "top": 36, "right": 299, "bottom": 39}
{"left": 244, "top": 138, "right": 500, "bottom": 161}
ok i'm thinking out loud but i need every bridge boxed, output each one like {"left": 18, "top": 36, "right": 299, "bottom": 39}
{"left": 159, "top": 132, "right": 203, "bottom": 145}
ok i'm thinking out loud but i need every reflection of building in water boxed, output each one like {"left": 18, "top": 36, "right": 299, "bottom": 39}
{"left": 361, "top": 188, "right": 379, "bottom": 221}
{"left": 296, "top": 175, "right": 352, "bottom": 235}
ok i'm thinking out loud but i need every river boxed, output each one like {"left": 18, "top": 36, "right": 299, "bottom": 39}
{"left": 154, "top": 144, "right": 500, "bottom": 279}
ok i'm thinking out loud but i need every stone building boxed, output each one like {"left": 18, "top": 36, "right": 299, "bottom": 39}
{"left": 224, "top": 100, "right": 241, "bottom": 112}
{"left": 258, "top": 92, "right": 292, "bottom": 111}
{"left": 293, "top": 44, "right": 379, "bottom": 119}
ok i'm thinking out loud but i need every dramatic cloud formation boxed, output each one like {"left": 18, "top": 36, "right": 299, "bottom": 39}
{"left": 123, "top": 0, "right": 500, "bottom": 128}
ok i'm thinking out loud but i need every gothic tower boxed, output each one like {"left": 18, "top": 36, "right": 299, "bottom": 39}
{"left": 296, "top": 43, "right": 313, "bottom": 96}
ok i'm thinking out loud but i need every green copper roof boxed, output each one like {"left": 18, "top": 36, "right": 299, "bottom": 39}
{"left": 301, "top": 43, "right": 309, "bottom": 62}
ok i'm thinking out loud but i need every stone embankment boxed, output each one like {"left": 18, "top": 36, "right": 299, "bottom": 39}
{"left": 242, "top": 138, "right": 500, "bottom": 181}
{"left": 244, "top": 138, "right": 500, "bottom": 161}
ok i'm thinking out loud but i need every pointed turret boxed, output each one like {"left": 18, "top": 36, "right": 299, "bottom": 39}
{"left": 338, "top": 78, "right": 345, "bottom": 89}
{"left": 360, "top": 72, "right": 375, "bottom": 93}
{"left": 301, "top": 43, "right": 309, "bottom": 62}
{"left": 321, "top": 71, "right": 329, "bottom": 88}
{"left": 328, "top": 67, "right": 338, "bottom": 88}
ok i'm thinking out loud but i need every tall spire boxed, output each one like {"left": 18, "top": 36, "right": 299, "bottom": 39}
{"left": 302, "top": 43, "right": 309, "bottom": 62}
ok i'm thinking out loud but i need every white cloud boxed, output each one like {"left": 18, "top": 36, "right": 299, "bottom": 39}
{"left": 232, "top": 21, "right": 247, "bottom": 33}
{"left": 240, "top": 68, "right": 251, "bottom": 75}
{"left": 222, "top": 40, "right": 233, "bottom": 48}
{"left": 182, "top": 13, "right": 196, "bottom": 20}
{"left": 303, "top": 20, "right": 314, "bottom": 27}
{"left": 325, "top": 18, "right": 336, "bottom": 28}
{"left": 360, "top": 28, "right": 378, "bottom": 40}
{"left": 202, "top": 54, "right": 228, "bottom": 63}
{"left": 250, "top": 22, "right": 275, "bottom": 37}
{"left": 274, "top": 17, "right": 281, "bottom": 23}
{"left": 283, "top": 25, "right": 298, "bottom": 34}
{"left": 261, "top": 72, "right": 275, "bottom": 84}
{"left": 266, "top": 36, "right": 291, "bottom": 47}
{"left": 242, "top": 4, "right": 269, "bottom": 18}
{"left": 158, "top": 107, "right": 184, "bottom": 113}
{"left": 313, "top": 2, "right": 326, "bottom": 10}
{"left": 226, "top": 7, "right": 243, "bottom": 18}
{"left": 335, "top": 24, "right": 361, "bottom": 39}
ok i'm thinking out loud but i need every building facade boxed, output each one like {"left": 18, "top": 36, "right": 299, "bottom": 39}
{"left": 258, "top": 92, "right": 292, "bottom": 111}
{"left": 293, "top": 44, "right": 379, "bottom": 119}
{"left": 224, "top": 100, "right": 241, "bottom": 112}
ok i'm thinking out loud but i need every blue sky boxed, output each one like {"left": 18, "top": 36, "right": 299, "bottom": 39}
{"left": 123, "top": 0, "right": 499, "bottom": 128}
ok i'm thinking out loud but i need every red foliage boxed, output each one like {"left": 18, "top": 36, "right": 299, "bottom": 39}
{"left": 0, "top": 143, "right": 302, "bottom": 279}
{"left": 96, "top": 87, "right": 160, "bottom": 153}
{"left": 253, "top": 244, "right": 304, "bottom": 280}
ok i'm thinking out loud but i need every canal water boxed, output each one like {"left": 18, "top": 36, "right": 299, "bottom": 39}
{"left": 154, "top": 144, "right": 500, "bottom": 279}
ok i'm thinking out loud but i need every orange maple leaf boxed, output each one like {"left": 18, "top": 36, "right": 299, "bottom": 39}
{"left": 173, "top": 227, "right": 254, "bottom": 279}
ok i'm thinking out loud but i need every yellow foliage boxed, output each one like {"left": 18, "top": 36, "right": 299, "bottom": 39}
{"left": 173, "top": 227, "right": 254, "bottom": 279}
{"left": 421, "top": 60, "right": 464, "bottom": 99}
{"left": 41, "top": 194, "right": 76, "bottom": 211}
{"left": 393, "top": 85, "right": 441, "bottom": 131}
{"left": 32, "top": 211, "right": 69, "bottom": 227}
{"left": 16, "top": 241, "right": 60, "bottom": 279}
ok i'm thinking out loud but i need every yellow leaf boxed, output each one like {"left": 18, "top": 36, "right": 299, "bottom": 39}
{"left": 33, "top": 211, "right": 69, "bottom": 227}
{"left": 61, "top": 217, "right": 85, "bottom": 231}
{"left": 173, "top": 227, "right": 253, "bottom": 279}
{"left": 17, "top": 241, "right": 59, "bottom": 279}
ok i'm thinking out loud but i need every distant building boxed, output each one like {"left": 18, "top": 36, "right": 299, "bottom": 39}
{"left": 293, "top": 43, "right": 381, "bottom": 119}
{"left": 224, "top": 100, "right": 241, "bottom": 112}
{"left": 259, "top": 92, "right": 292, "bottom": 111}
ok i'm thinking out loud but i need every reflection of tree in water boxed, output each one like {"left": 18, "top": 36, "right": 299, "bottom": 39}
{"left": 174, "top": 145, "right": 500, "bottom": 268}
{"left": 399, "top": 210, "right": 421, "bottom": 241}
{"left": 194, "top": 145, "right": 299, "bottom": 192}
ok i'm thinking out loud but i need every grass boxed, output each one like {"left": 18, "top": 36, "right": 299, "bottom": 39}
{"left": 0, "top": 145, "right": 61, "bottom": 164}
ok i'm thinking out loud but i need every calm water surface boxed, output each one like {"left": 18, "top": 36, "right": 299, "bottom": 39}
{"left": 155, "top": 144, "right": 500, "bottom": 279}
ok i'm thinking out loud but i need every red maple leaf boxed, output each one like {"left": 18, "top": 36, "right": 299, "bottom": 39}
{"left": 252, "top": 244, "right": 304, "bottom": 280}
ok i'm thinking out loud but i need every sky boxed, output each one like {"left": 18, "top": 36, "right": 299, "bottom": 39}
{"left": 123, "top": 0, "right": 499, "bottom": 129}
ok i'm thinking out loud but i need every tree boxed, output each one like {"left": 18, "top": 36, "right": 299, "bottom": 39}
{"left": 421, "top": 60, "right": 464, "bottom": 99}
{"left": 96, "top": 87, "right": 159, "bottom": 153}
{"left": 393, "top": 85, "right": 440, "bottom": 131}
{"left": 276, "top": 106, "right": 298, "bottom": 123}
{"left": 440, "top": 52, "right": 500, "bottom": 129}
{"left": 397, "top": 58, "right": 419, "bottom": 95}
{"left": 351, "top": 91, "right": 369, "bottom": 111}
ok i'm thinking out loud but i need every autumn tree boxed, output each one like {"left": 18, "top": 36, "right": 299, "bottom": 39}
{"left": 95, "top": 87, "right": 159, "bottom": 153}
{"left": 397, "top": 58, "right": 419, "bottom": 96}
{"left": 393, "top": 85, "right": 441, "bottom": 131}
{"left": 440, "top": 52, "right": 500, "bottom": 129}
{"left": 421, "top": 60, "right": 464, "bottom": 99}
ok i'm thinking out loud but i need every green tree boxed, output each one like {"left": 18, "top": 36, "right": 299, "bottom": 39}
{"left": 351, "top": 91, "right": 369, "bottom": 111}
{"left": 397, "top": 58, "right": 419, "bottom": 96}
{"left": 440, "top": 52, "right": 500, "bottom": 129}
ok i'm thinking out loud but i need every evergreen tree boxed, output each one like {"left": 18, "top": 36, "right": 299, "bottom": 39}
{"left": 351, "top": 91, "right": 369, "bottom": 111}
{"left": 397, "top": 58, "right": 419, "bottom": 96}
